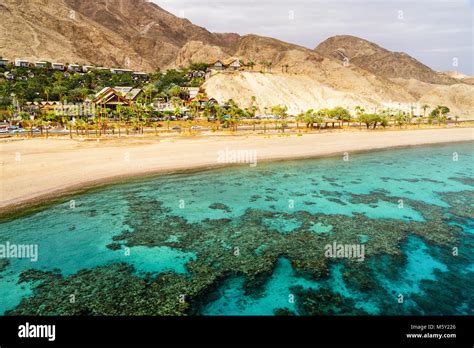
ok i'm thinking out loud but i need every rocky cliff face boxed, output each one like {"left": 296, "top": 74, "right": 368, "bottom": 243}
{"left": 315, "top": 35, "right": 459, "bottom": 85}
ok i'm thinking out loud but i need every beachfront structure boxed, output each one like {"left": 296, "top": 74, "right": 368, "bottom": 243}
{"left": 93, "top": 87, "right": 131, "bottom": 109}
{"left": 82, "top": 65, "right": 94, "bottom": 73}
{"left": 15, "top": 59, "right": 29, "bottom": 67}
{"left": 52, "top": 63, "right": 65, "bottom": 71}
{"left": 110, "top": 68, "right": 133, "bottom": 75}
{"left": 68, "top": 64, "right": 81, "bottom": 72}
{"left": 0, "top": 58, "right": 9, "bottom": 66}
{"left": 35, "top": 61, "right": 48, "bottom": 69}
{"left": 93, "top": 87, "right": 142, "bottom": 109}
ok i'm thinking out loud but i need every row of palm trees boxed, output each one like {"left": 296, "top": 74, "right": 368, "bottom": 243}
{"left": 10, "top": 97, "right": 457, "bottom": 138}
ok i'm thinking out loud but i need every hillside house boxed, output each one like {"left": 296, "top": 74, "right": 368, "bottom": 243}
{"left": 132, "top": 72, "right": 148, "bottom": 81}
{"left": 111, "top": 68, "right": 133, "bottom": 75}
{"left": 52, "top": 63, "right": 65, "bottom": 71}
{"left": 15, "top": 59, "right": 29, "bottom": 67}
{"left": 68, "top": 64, "right": 81, "bottom": 72}
{"left": 209, "top": 58, "right": 241, "bottom": 71}
{"left": 0, "top": 58, "right": 9, "bottom": 67}
{"left": 35, "top": 61, "right": 48, "bottom": 69}
{"left": 210, "top": 60, "right": 225, "bottom": 71}
{"left": 82, "top": 65, "right": 94, "bottom": 73}
{"left": 223, "top": 58, "right": 241, "bottom": 71}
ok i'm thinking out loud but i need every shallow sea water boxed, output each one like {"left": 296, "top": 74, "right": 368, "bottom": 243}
{"left": 0, "top": 142, "right": 473, "bottom": 315}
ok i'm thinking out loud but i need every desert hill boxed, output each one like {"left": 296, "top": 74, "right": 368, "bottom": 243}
{"left": 315, "top": 35, "right": 459, "bottom": 85}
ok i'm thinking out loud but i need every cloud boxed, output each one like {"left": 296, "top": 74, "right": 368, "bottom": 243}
{"left": 155, "top": 0, "right": 473, "bottom": 74}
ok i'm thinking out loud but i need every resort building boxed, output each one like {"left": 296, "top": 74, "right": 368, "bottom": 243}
{"left": 180, "top": 87, "right": 200, "bottom": 100}
{"left": 82, "top": 65, "right": 94, "bottom": 73}
{"left": 92, "top": 86, "right": 143, "bottom": 109}
{"left": 210, "top": 60, "right": 225, "bottom": 71}
{"left": 35, "top": 61, "right": 48, "bottom": 69}
{"left": 0, "top": 58, "right": 9, "bottom": 66}
{"left": 68, "top": 64, "right": 81, "bottom": 72}
{"left": 187, "top": 96, "right": 218, "bottom": 107}
{"left": 223, "top": 58, "right": 241, "bottom": 71}
{"left": 132, "top": 72, "right": 148, "bottom": 80}
{"left": 209, "top": 58, "right": 241, "bottom": 71}
{"left": 110, "top": 68, "right": 133, "bottom": 74}
{"left": 113, "top": 87, "right": 143, "bottom": 101}
{"left": 15, "top": 59, "right": 29, "bottom": 67}
{"left": 52, "top": 63, "right": 65, "bottom": 71}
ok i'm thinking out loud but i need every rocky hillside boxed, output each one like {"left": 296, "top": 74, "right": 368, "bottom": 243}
{"left": 315, "top": 35, "right": 459, "bottom": 85}
{"left": 0, "top": 0, "right": 238, "bottom": 71}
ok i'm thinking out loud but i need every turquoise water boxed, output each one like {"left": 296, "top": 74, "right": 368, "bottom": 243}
{"left": 0, "top": 142, "right": 473, "bottom": 315}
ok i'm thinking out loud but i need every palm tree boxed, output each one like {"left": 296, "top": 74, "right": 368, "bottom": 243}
{"left": 44, "top": 87, "right": 51, "bottom": 102}
{"left": 422, "top": 104, "right": 430, "bottom": 118}
{"left": 143, "top": 84, "right": 158, "bottom": 105}
{"left": 296, "top": 112, "right": 305, "bottom": 129}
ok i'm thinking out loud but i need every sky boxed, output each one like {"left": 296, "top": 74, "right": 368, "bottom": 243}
{"left": 155, "top": 0, "right": 473, "bottom": 75}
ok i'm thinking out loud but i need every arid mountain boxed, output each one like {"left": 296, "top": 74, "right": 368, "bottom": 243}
{"left": 315, "top": 35, "right": 459, "bottom": 85}
{"left": 0, "top": 0, "right": 238, "bottom": 71}
{"left": 0, "top": 0, "right": 473, "bottom": 115}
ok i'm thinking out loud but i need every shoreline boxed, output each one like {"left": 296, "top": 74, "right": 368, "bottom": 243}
{"left": 1, "top": 128, "right": 473, "bottom": 217}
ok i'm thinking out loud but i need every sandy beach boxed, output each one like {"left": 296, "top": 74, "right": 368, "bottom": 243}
{"left": 0, "top": 127, "right": 473, "bottom": 212}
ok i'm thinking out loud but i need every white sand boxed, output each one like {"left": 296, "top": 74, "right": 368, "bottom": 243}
{"left": 1, "top": 128, "right": 473, "bottom": 210}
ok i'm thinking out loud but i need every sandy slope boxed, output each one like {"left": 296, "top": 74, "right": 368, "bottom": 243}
{"left": 204, "top": 72, "right": 474, "bottom": 117}
{"left": 1, "top": 128, "right": 472, "bottom": 211}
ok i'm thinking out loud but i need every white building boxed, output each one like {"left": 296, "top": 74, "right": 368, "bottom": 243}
{"left": 110, "top": 68, "right": 133, "bottom": 74}
{"left": 52, "top": 63, "right": 65, "bottom": 71}
{"left": 82, "top": 65, "right": 94, "bottom": 73}
{"left": 68, "top": 64, "right": 81, "bottom": 72}
{"left": 35, "top": 61, "right": 48, "bottom": 68}
{"left": 15, "top": 59, "right": 29, "bottom": 67}
{"left": 0, "top": 58, "right": 9, "bottom": 66}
